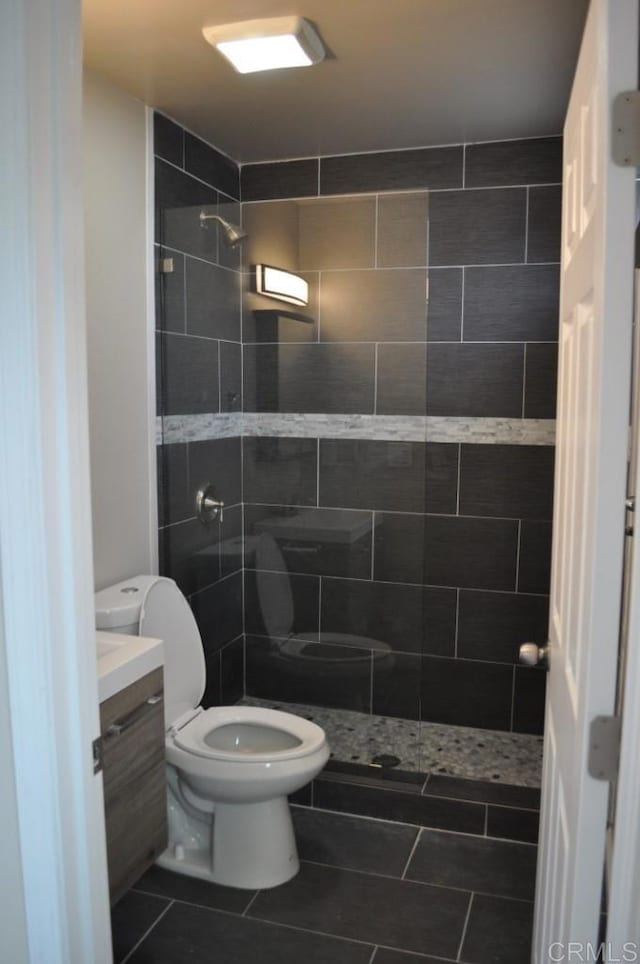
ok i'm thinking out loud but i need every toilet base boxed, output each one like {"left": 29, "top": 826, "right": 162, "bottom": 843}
{"left": 158, "top": 795, "right": 300, "bottom": 890}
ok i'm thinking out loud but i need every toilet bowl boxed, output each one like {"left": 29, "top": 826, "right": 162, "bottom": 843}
{"left": 95, "top": 575, "right": 329, "bottom": 889}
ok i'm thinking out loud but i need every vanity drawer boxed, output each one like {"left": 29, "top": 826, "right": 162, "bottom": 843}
{"left": 100, "top": 667, "right": 167, "bottom": 903}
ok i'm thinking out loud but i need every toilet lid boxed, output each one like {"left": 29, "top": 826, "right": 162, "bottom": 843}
{"left": 139, "top": 577, "right": 205, "bottom": 729}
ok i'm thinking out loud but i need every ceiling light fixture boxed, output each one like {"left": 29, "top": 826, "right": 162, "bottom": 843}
{"left": 255, "top": 264, "right": 309, "bottom": 306}
{"left": 202, "top": 16, "right": 325, "bottom": 75}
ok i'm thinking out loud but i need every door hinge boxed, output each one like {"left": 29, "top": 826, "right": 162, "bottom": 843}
{"left": 613, "top": 91, "right": 640, "bottom": 166}
{"left": 588, "top": 715, "right": 621, "bottom": 782}
{"left": 92, "top": 736, "right": 103, "bottom": 775}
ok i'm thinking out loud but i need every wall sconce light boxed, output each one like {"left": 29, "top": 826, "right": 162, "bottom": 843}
{"left": 202, "top": 17, "right": 325, "bottom": 75}
{"left": 255, "top": 264, "right": 309, "bottom": 307}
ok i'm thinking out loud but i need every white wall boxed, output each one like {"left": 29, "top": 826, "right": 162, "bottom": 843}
{"left": 83, "top": 71, "right": 157, "bottom": 590}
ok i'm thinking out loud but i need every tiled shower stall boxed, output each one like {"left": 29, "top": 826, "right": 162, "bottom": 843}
{"left": 155, "top": 113, "right": 558, "bottom": 798}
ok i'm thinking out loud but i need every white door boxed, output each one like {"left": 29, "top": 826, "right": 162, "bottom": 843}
{"left": 533, "top": 0, "right": 638, "bottom": 958}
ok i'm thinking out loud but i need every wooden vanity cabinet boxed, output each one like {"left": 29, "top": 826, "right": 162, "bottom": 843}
{"left": 100, "top": 667, "right": 167, "bottom": 904}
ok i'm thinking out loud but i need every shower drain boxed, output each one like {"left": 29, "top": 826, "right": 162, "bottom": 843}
{"left": 371, "top": 753, "right": 401, "bottom": 769}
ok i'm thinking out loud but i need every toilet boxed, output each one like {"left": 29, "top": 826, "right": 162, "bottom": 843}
{"left": 95, "top": 575, "right": 329, "bottom": 890}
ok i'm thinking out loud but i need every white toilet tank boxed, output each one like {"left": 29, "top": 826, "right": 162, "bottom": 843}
{"left": 95, "top": 574, "right": 206, "bottom": 729}
{"left": 95, "top": 575, "right": 159, "bottom": 635}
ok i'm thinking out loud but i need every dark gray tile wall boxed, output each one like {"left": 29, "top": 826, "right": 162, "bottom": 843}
{"left": 154, "top": 113, "right": 244, "bottom": 707}
{"left": 240, "top": 137, "right": 560, "bottom": 736}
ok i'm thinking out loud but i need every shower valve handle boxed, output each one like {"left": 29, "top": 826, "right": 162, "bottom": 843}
{"left": 195, "top": 483, "right": 224, "bottom": 525}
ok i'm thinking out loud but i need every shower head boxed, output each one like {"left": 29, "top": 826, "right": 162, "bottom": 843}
{"left": 199, "top": 210, "right": 248, "bottom": 247}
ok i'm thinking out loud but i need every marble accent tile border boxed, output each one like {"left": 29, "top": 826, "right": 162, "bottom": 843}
{"left": 157, "top": 413, "right": 556, "bottom": 446}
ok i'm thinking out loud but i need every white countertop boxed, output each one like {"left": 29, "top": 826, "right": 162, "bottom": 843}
{"left": 96, "top": 630, "right": 164, "bottom": 702}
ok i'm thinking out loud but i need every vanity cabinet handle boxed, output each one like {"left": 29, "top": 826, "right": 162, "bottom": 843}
{"left": 105, "top": 693, "right": 164, "bottom": 739}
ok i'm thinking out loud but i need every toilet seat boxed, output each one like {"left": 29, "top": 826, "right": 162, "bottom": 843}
{"left": 173, "top": 705, "right": 326, "bottom": 763}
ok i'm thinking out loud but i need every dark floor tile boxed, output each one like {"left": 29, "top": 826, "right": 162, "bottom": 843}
{"left": 421, "top": 657, "right": 514, "bottom": 731}
{"left": 426, "top": 343, "right": 524, "bottom": 418}
{"left": 459, "top": 444, "right": 555, "bottom": 521}
{"left": 524, "top": 342, "right": 558, "bottom": 419}
{"left": 291, "top": 806, "right": 418, "bottom": 876}
{"left": 527, "top": 185, "right": 562, "bottom": 263}
{"left": 423, "top": 774, "right": 541, "bottom": 810}
{"left": 373, "top": 950, "right": 449, "bottom": 964}
{"left": 244, "top": 436, "right": 318, "bottom": 506}
{"left": 405, "top": 829, "right": 537, "bottom": 900}
{"left": 243, "top": 343, "right": 375, "bottom": 414}
{"left": 154, "top": 112, "right": 183, "bottom": 167}
{"left": 465, "top": 137, "right": 562, "bottom": 188}
{"left": 157, "top": 443, "right": 191, "bottom": 528}
{"left": 320, "top": 268, "right": 427, "bottom": 342}
{"left": 184, "top": 132, "right": 239, "bottom": 198}
{"left": 428, "top": 267, "right": 463, "bottom": 341}
{"left": 512, "top": 666, "right": 547, "bottom": 735}
{"left": 314, "top": 776, "right": 486, "bottom": 834}
{"left": 158, "top": 332, "right": 219, "bottom": 416}
{"left": 249, "top": 861, "right": 470, "bottom": 958}
{"left": 111, "top": 889, "right": 170, "bottom": 964}
{"left": 134, "top": 864, "right": 254, "bottom": 913}
{"left": 463, "top": 264, "right": 559, "bottom": 342}
{"left": 372, "top": 652, "right": 421, "bottom": 720}
{"left": 321, "top": 578, "right": 456, "bottom": 657}
{"left": 155, "top": 247, "right": 185, "bottom": 333}
{"left": 486, "top": 806, "right": 540, "bottom": 844}
{"left": 457, "top": 590, "right": 549, "bottom": 664}
{"left": 190, "top": 571, "right": 244, "bottom": 654}
{"left": 429, "top": 188, "right": 526, "bottom": 266}
{"left": 320, "top": 146, "right": 463, "bottom": 195}
{"left": 377, "top": 344, "right": 427, "bottom": 415}
{"left": 185, "top": 258, "right": 241, "bottom": 341}
{"left": 244, "top": 569, "right": 320, "bottom": 638}
{"left": 245, "top": 634, "right": 372, "bottom": 713}
{"left": 242, "top": 159, "right": 319, "bottom": 200}
{"left": 131, "top": 901, "right": 373, "bottom": 964}
{"left": 377, "top": 192, "right": 429, "bottom": 268}
{"left": 461, "top": 894, "right": 533, "bottom": 964}
{"left": 189, "top": 437, "right": 242, "bottom": 509}
{"left": 518, "top": 521, "right": 553, "bottom": 594}
{"left": 289, "top": 781, "right": 313, "bottom": 806}
{"left": 244, "top": 504, "right": 373, "bottom": 579}
{"left": 320, "top": 439, "right": 455, "bottom": 514}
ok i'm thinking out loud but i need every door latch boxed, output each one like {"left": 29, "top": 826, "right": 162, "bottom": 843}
{"left": 588, "top": 715, "right": 621, "bottom": 782}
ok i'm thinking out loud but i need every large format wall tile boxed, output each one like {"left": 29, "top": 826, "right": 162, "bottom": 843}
{"left": 185, "top": 259, "right": 241, "bottom": 341}
{"left": 155, "top": 246, "right": 185, "bottom": 333}
{"left": 426, "top": 344, "right": 524, "bottom": 417}
{"left": 242, "top": 159, "right": 319, "bottom": 200}
{"left": 244, "top": 569, "right": 320, "bottom": 638}
{"left": 189, "top": 437, "right": 242, "bottom": 508}
{"left": 524, "top": 343, "right": 559, "bottom": 419}
{"left": 320, "top": 146, "right": 463, "bottom": 194}
{"left": 427, "top": 268, "right": 463, "bottom": 341}
{"left": 157, "top": 332, "right": 219, "bottom": 415}
{"left": 422, "top": 656, "right": 514, "bottom": 730}
{"left": 155, "top": 159, "right": 217, "bottom": 261}
{"left": 429, "top": 188, "right": 527, "bottom": 266}
{"left": 376, "top": 345, "right": 427, "bottom": 415}
{"left": 320, "top": 578, "right": 456, "bottom": 656}
{"left": 157, "top": 444, "right": 190, "bottom": 527}
{"left": 513, "top": 667, "right": 547, "bottom": 734}
{"left": 319, "top": 439, "right": 456, "bottom": 514}
{"left": 298, "top": 197, "right": 375, "bottom": 269}
{"left": 527, "top": 185, "right": 562, "bottom": 263}
{"left": 154, "top": 113, "right": 183, "bottom": 167}
{"left": 190, "top": 572, "right": 244, "bottom": 654}
{"left": 243, "top": 344, "right": 376, "bottom": 413}
{"left": 463, "top": 264, "right": 560, "bottom": 342}
{"left": 465, "top": 137, "right": 562, "bottom": 188}
{"left": 372, "top": 652, "right": 421, "bottom": 719}
{"left": 457, "top": 590, "right": 549, "bottom": 664}
{"left": 518, "top": 521, "right": 553, "bottom": 594}
{"left": 243, "top": 436, "right": 318, "bottom": 506}
{"left": 320, "top": 269, "right": 427, "bottom": 342}
{"left": 184, "top": 132, "right": 239, "bottom": 198}
{"left": 459, "top": 444, "right": 555, "bottom": 520}
{"left": 377, "top": 193, "right": 429, "bottom": 268}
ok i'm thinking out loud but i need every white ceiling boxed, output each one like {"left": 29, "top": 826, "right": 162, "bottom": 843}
{"left": 82, "top": 0, "right": 588, "bottom": 163}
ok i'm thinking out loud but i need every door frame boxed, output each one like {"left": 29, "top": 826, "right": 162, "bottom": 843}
{"left": 0, "top": 0, "right": 111, "bottom": 959}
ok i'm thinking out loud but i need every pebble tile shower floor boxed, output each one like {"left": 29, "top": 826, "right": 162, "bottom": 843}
{"left": 112, "top": 807, "right": 535, "bottom": 963}
{"left": 241, "top": 697, "right": 543, "bottom": 787}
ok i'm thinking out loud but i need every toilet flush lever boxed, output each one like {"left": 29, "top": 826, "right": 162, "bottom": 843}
{"left": 195, "top": 482, "right": 224, "bottom": 525}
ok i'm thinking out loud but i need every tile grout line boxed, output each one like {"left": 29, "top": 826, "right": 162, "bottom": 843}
{"left": 401, "top": 826, "right": 423, "bottom": 879}
{"left": 521, "top": 343, "right": 528, "bottom": 418}
{"left": 120, "top": 898, "right": 175, "bottom": 964}
{"left": 368, "top": 946, "right": 379, "bottom": 964}
{"left": 454, "top": 587, "right": 460, "bottom": 658}
{"left": 456, "top": 893, "right": 474, "bottom": 962}
{"left": 242, "top": 889, "right": 261, "bottom": 917}
{"left": 524, "top": 186, "right": 530, "bottom": 263}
